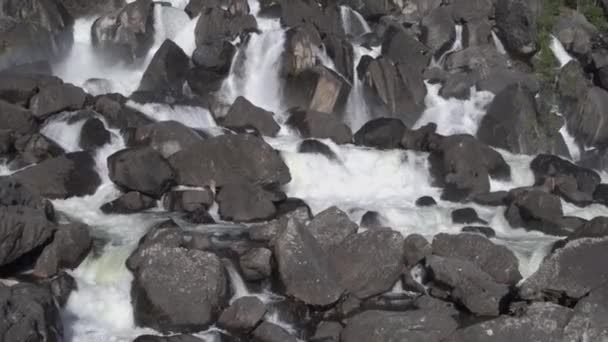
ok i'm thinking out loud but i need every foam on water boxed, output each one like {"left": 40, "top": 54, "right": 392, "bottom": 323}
{"left": 339, "top": 5, "right": 371, "bottom": 37}
{"left": 560, "top": 124, "right": 581, "bottom": 161}
{"left": 40, "top": 113, "right": 88, "bottom": 152}
{"left": 550, "top": 35, "right": 574, "bottom": 67}
{"left": 126, "top": 101, "right": 218, "bottom": 130}
{"left": 344, "top": 45, "right": 381, "bottom": 131}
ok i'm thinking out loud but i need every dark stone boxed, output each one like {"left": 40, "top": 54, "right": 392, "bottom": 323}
{"left": 80, "top": 118, "right": 111, "bottom": 150}
{"left": 183, "top": 208, "right": 216, "bottom": 224}
{"left": 252, "top": 321, "right": 297, "bottom": 342}
{"left": 353, "top": 118, "right": 406, "bottom": 150}
{"left": 45, "top": 271, "right": 77, "bottom": 307}
{"left": 138, "top": 40, "right": 190, "bottom": 96}
{"left": 298, "top": 139, "right": 337, "bottom": 160}
{"left": 420, "top": 6, "right": 455, "bottom": 57}
{"left": 416, "top": 196, "right": 437, "bottom": 207}
{"left": 33, "top": 222, "right": 92, "bottom": 277}
{"left": 131, "top": 120, "right": 202, "bottom": 158}
{"left": 0, "top": 72, "right": 61, "bottom": 106}
{"left": 239, "top": 247, "right": 272, "bottom": 281}
{"left": 451, "top": 0, "right": 494, "bottom": 22}
{"left": 12, "top": 133, "right": 64, "bottom": 167}
{"left": 223, "top": 97, "right": 280, "bottom": 137}
{"left": 163, "top": 189, "right": 214, "bottom": 213}
{"left": 286, "top": 109, "right": 352, "bottom": 144}
{"left": 505, "top": 189, "right": 567, "bottom": 235}
{"left": 432, "top": 233, "right": 521, "bottom": 284}
{"left": 0, "top": 99, "right": 37, "bottom": 136}
{"left": 192, "top": 40, "right": 235, "bottom": 74}
{"left": 461, "top": 226, "right": 496, "bottom": 238}
{"left": 306, "top": 206, "right": 358, "bottom": 251}
{"left": 108, "top": 147, "right": 174, "bottom": 198}
{"left": 494, "top": 0, "right": 538, "bottom": 57}
{"left": 100, "top": 191, "right": 156, "bottom": 214}
{"left": 359, "top": 211, "right": 386, "bottom": 229}
{"left": 217, "top": 183, "right": 277, "bottom": 222}
{"left": 473, "top": 191, "right": 509, "bottom": 206}
{"left": 217, "top": 296, "right": 266, "bottom": 333}
{"left": 29, "top": 83, "right": 86, "bottom": 119}
{"left": 133, "top": 335, "right": 205, "bottom": 342}
{"left": 381, "top": 26, "right": 430, "bottom": 74}
{"left": 403, "top": 233, "right": 431, "bottom": 267}
{"left": 562, "top": 282, "right": 608, "bottom": 341}
{"left": 451, "top": 208, "right": 487, "bottom": 225}
{"left": 311, "top": 321, "right": 342, "bottom": 342}
{"left": 60, "top": 0, "right": 126, "bottom": 18}
{"left": 94, "top": 96, "right": 153, "bottom": 130}
{"left": 330, "top": 229, "right": 403, "bottom": 299}
{"left": 285, "top": 65, "right": 351, "bottom": 115}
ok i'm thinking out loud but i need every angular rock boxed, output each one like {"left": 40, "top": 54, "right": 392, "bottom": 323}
{"left": 451, "top": 0, "right": 494, "bottom": 22}
{"left": 239, "top": 247, "right": 272, "bottom": 281}
{"left": 311, "top": 321, "right": 342, "bottom": 342}
{"left": 553, "top": 10, "right": 598, "bottom": 58}
{"left": 12, "top": 133, "right": 64, "bottom": 167}
{"left": 451, "top": 208, "right": 486, "bottom": 225}
{"left": 252, "top": 321, "right": 297, "bottom": 342}
{"left": 421, "top": 6, "right": 455, "bottom": 57}
{"left": 330, "top": 229, "right": 403, "bottom": 299}
{"left": 95, "top": 96, "right": 153, "bottom": 130}
{"left": 163, "top": 189, "right": 213, "bottom": 213}
{"left": 381, "top": 26, "right": 430, "bottom": 74}
{"left": 505, "top": 189, "right": 567, "bottom": 235}
{"left": 298, "top": 139, "right": 337, "bottom": 160}
{"left": 415, "top": 196, "right": 437, "bottom": 207}
{"left": 133, "top": 335, "right": 205, "bottom": 342}
{"left": 108, "top": 147, "right": 174, "bottom": 198}
{"left": 353, "top": 118, "right": 405, "bottom": 150}
{"left": 80, "top": 117, "right": 110, "bottom": 150}
{"left": 0, "top": 72, "right": 61, "bottom": 105}
{"left": 223, "top": 97, "right": 280, "bottom": 137}
{"left": 132, "top": 120, "right": 202, "bottom": 158}
{"left": 403, "top": 233, "right": 431, "bottom": 266}
{"left": 217, "top": 296, "right": 266, "bottom": 333}
{"left": 100, "top": 191, "right": 156, "bottom": 214}
{"left": 192, "top": 40, "right": 235, "bottom": 73}
{"left": 306, "top": 206, "right": 358, "bottom": 251}
{"left": 0, "top": 99, "right": 37, "bottom": 136}
{"left": 285, "top": 65, "right": 351, "bottom": 115}
{"left": 138, "top": 40, "right": 189, "bottom": 96}
{"left": 494, "top": 0, "right": 538, "bottom": 56}
{"left": 217, "top": 183, "right": 277, "bottom": 222}
{"left": 29, "top": 83, "right": 86, "bottom": 119}
{"left": 286, "top": 109, "right": 352, "bottom": 144}
{"left": 562, "top": 282, "right": 608, "bottom": 342}
{"left": 33, "top": 222, "right": 92, "bottom": 277}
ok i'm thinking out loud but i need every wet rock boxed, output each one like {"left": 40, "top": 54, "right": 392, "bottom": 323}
{"left": 420, "top": 6, "right": 455, "bottom": 57}
{"left": 415, "top": 196, "right": 437, "bottom": 207}
{"left": 282, "top": 24, "right": 322, "bottom": 77}
{"left": 451, "top": 208, "right": 486, "bottom": 225}
{"left": 138, "top": 40, "right": 190, "bottom": 96}
{"left": 427, "top": 255, "right": 510, "bottom": 316}
{"left": 91, "top": 0, "right": 155, "bottom": 63}
{"left": 553, "top": 10, "right": 598, "bottom": 58}
{"left": 126, "top": 220, "right": 183, "bottom": 271}
{"left": 132, "top": 247, "right": 228, "bottom": 333}
{"left": 0, "top": 18, "right": 57, "bottom": 72}
{"left": 252, "top": 321, "right": 297, "bottom": 342}
{"left": 330, "top": 229, "right": 403, "bottom": 299}
{"left": 382, "top": 26, "right": 430, "bottom": 74}
{"left": 311, "top": 321, "right": 342, "bottom": 342}
{"left": 192, "top": 40, "right": 235, "bottom": 74}
{"left": 80, "top": 118, "right": 111, "bottom": 150}
{"left": 521, "top": 237, "right": 608, "bottom": 300}
{"left": 353, "top": 118, "right": 405, "bottom": 150}
{"left": 183, "top": 208, "right": 215, "bottom": 224}
{"left": 274, "top": 218, "right": 343, "bottom": 306}
{"left": 478, "top": 84, "right": 562, "bottom": 155}
{"left": 33, "top": 222, "right": 92, "bottom": 277}
{"left": 341, "top": 309, "right": 458, "bottom": 342}
{"left": 29, "top": 83, "right": 86, "bottom": 119}
{"left": 0, "top": 72, "right": 61, "bottom": 106}
{"left": 439, "top": 71, "right": 477, "bottom": 100}
{"left": 359, "top": 210, "right": 386, "bottom": 229}
{"left": 194, "top": 6, "right": 256, "bottom": 46}
{"left": 567, "top": 216, "right": 608, "bottom": 241}
{"left": 15, "top": 151, "right": 101, "bottom": 198}
{"left": 44, "top": 271, "right": 77, "bottom": 307}
{"left": 446, "top": 302, "right": 572, "bottom": 342}
{"left": 286, "top": 109, "right": 352, "bottom": 144}
{"left": 217, "top": 183, "right": 277, "bottom": 222}
{"left": 0, "top": 282, "right": 63, "bottom": 342}
{"left": 132, "top": 120, "right": 203, "bottom": 158}
{"left": 100, "top": 191, "right": 156, "bottom": 214}
{"left": 298, "top": 139, "right": 337, "bottom": 160}
{"left": 432, "top": 233, "right": 521, "bottom": 284}
{"left": 163, "top": 189, "right": 213, "bottom": 213}
{"left": 12, "top": 133, "right": 64, "bottom": 167}
{"left": 185, "top": 0, "right": 219, "bottom": 17}
{"left": 0, "top": 177, "right": 52, "bottom": 212}
{"left": 472, "top": 191, "right": 508, "bottom": 206}
{"left": 323, "top": 34, "right": 354, "bottom": 83}
{"left": 217, "top": 296, "right": 266, "bottom": 333}
{"left": 306, "top": 206, "right": 358, "bottom": 251}
{"left": 108, "top": 147, "right": 174, "bottom": 198}
{"left": 275, "top": 198, "right": 312, "bottom": 220}
{"left": 223, "top": 97, "right": 280, "bottom": 137}
{"left": 505, "top": 189, "right": 566, "bottom": 235}
{"left": 562, "top": 282, "right": 608, "bottom": 341}
{"left": 403, "top": 233, "right": 431, "bottom": 267}
{"left": 461, "top": 226, "right": 496, "bottom": 238}
{"left": 0, "top": 99, "right": 37, "bottom": 136}
{"left": 476, "top": 68, "right": 540, "bottom": 95}
{"left": 445, "top": 45, "right": 509, "bottom": 77}
{"left": 494, "top": 0, "right": 538, "bottom": 57}
{"left": 95, "top": 96, "right": 153, "bottom": 130}
{"left": 285, "top": 65, "right": 351, "bottom": 115}
{"left": 239, "top": 247, "right": 272, "bottom": 281}
{"left": 567, "top": 86, "right": 608, "bottom": 149}
{"left": 61, "top": 0, "right": 126, "bottom": 18}
{"left": 169, "top": 134, "right": 290, "bottom": 187}
{"left": 0, "top": 205, "right": 55, "bottom": 267}
{"left": 451, "top": 0, "right": 493, "bottom": 22}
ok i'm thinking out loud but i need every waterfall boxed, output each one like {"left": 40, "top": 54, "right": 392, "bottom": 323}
{"left": 344, "top": 45, "right": 381, "bottom": 131}
{"left": 225, "top": 261, "right": 251, "bottom": 303}
{"left": 492, "top": 31, "right": 507, "bottom": 55}
{"left": 432, "top": 24, "right": 463, "bottom": 66}
{"left": 550, "top": 35, "right": 574, "bottom": 68}
{"left": 339, "top": 5, "right": 371, "bottom": 37}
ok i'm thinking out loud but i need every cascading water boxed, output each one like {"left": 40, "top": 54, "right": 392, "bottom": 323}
{"left": 550, "top": 35, "right": 574, "bottom": 67}
{"left": 339, "top": 5, "right": 371, "bottom": 37}
{"left": 492, "top": 30, "right": 507, "bottom": 55}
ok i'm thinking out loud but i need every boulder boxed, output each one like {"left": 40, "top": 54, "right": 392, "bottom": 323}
{"left": 504, "top": 189, "right": 567, "bottom": 235}
{"left": 60, "top": 0, "right": 126, "bottom": 18}
{"left": 126, "top": 220, "right": 183, "bottom": 272}
{"left": 403, "top": 233, "right": 431, "bottom": 267}
{"left": 476, "top": 68, "right": 540, "bottom": 95}
{"left": 553, "top": 10, "right": 598, "bottom": 58}
{"left": 192, "top": 41, "right": 235, "bottom": 74}
{"left": 194, "top": 6, "right": 256, "bottom": 46}
{"left": 381, "top": 26, "right": 430, "bottom": 74}
{"left": 133, "top": 335, "right": 205, "bottom": 342}
{"left": 29, "top": 83, "right": 86, "bottom": 119}
{"left": 163, "top": 189, "right": 213, "bottom": 213}
{"left": 131, "top": 120, "right": 202, "bottom": 158}
{"left": 330, "top": 229, "right": 404, "bottom": 299}
{"left": 494, "top": 0, "right": 538, "bottom": 56}
{"left": 562, "top": 282, "right": 608, "bottom": 342}
{"left": 451, "top": 208, "right": 487, "bottom": 225}
{"left": 0, "top": 99, "right": 37, "bottom": 136}
{"left": 0, "top": 283, "right": 63, "bottom": 342}
{"left": 473, "top": 191, "right": 508, "bottom": 206}
{"left": 451, "top": 0, "right": 494, "bottom": 22}
{"left": 306, "top": 206, "right": 358, "bottom": 251}
{"left": 15, "top": 151, "right": 101, "bottom": 198}
{"left": 432, "top": 233, "right": 521, "bottom": 284}
{"left": 353, "top": 118, "right": 406, "bottom": 150}
{"left": 239, "top": 247, "right": 272, "bottom": 281}
{"left": 132, "top": 247, "right": 228, "bottom": 333}
{"left": 108, "top": 147, "right": 174, "bottom": 198}
{"left": 91, "top": 0, "right": 155, "bottom": 63}
{"left": 169, "top": 134, "right": 290, "bottom": 187}
{"left": 223, "top": 97, "right": 280, "bottom": 137}
{"left": 274, "top": 217, "right": 344, "bottom": 306}
{"left": 33, "top": 222, "right": 92, "bottom": 277}
{"left": 0, "top": 72, "right": 61, "bottom": 106}
{"left": 567, "top": 86, "right": 608, "bottom": 148}
{"left": 426, "top": 255, "right": 510, "bottom": 316}
{"left": 217, "top": 296, "right": 266, "bottom": 333}
{"left": 285, "top": 65, "right": 351, "bottom": 115}
{"left": 252, "top": 321, "right": 297, "bottom": 342}
{"left": 311, "top": 321, "right": 342, "bottom": 342}
{"left": 415, "top": 196, "right": 437, "bottom": 207}
{"left": 0, "top": 18, "right": 57, "bottom": 71}
{"left": 0, "top": 176, "right": 52, "bottom": 211}
{"left": 298, "top": 139, "right": 338, "bottom": 160}
{"left": 520, "top": 237, "right": 608, "bottom": 300}
{"left": 0, "top": 205, "right": 55, "bottom": 267}
{"left": 341, "top": 309, "right": 458, "bottom": 342}
{"left": 282, "top": 24, "right": 321, "bottom": 77}
{"left": 216, "top": 183, "right": 277, "bottom": 222}
{"left": 95, "top": 96, "right": 153, "bottom": 130}
{"left": 445, "top": 45, "right": 509, "bottom": 78}
{"left": 461, "top": 226, "right": 496, "bottom": 237}
{"left": 286, "top": 109, "right": 352, "bottom": 144}
{"left": 444, "top": 302, "right": 572, "bottom": 342}
{"left": 80, "top": 118, "right": 111, "bottom": 150}
{"left": 12, "top": 133, "right": 64, "bottom": 167}
{"left": 420, "top": 6, "right": 456, "bottom": 57}
{"left": 138, "top": 40, "right": 190, "bottom": 96}
{"left": 100, "top": 191, "right": 156, "bottom": 214}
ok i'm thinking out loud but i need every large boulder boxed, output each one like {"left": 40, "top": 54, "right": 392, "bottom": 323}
{"left": 285, "top": 65, "right": 351, "bottom": 115}
{"left": 432, "top": 233, "right": 521, "bottom": 285}
{"left": 0, "top": 99, "right": 37, "bottom": 136}
{"left": 131, "top": 121, "right": 203, "bottom": 158}
{"left": 168, "top": 134, "right": 290, "bottom": 187}
{"left": 478, "top": 84, "right": 563, "bottom": 155}
{"left": 274, "top": 218, "right": 344, "bottom": 306}
{"left": 194, "top": 6, "right": 256, "bottom": 46}
{"left": 567, "top": 86, "right": 608, "bottom": 149}
{"left": 108, "top": 147, "right": 175, "bottom": 198}
{"left": 494, "top": 0, "right": 538, "bottom": 57}
{"left": 306, "top": 206, "right": 358, "bottom": 251}
{"left": 0, "top": 18, "right": 57, "bottom": 71}
{"left": 0, "top": 205, "right": 55, "bottom": 267}
{"left": 444, "top": 303, "right": 572, "bottom": 342}
{"left": 33, "top": 222, "right": 92, "bottom": 277}
{"left": 505, "top": 189, "right": 567, "bottom": 235}
{"left": 222, "top": 97, "right": 280, "bottom": 137}
{"left": 29, "top": 83, "right": 86, "bottom": 119}
{"left": 252, "top": 321, "right": 297, "bottom": 342}
{"left": 445, "top": 45, "right": 509, "bottom": 78}
{"left": 286, "top": 109, "right": 352, "bottom": 144}
{"left": 95, "top": 96, "right": 153, "bottom": 130}
{"left": 217, "top": 296, "right": 266, "bottom": 334}
{"left": 216, "top": 182, "right": 277, "bottom": 222}
{"left": 163, "top": 189, "right": 213, "bottom": 213}
{"left": 562, "top": 282, "right": 608, "bottom": 341}
{"left": 239, "top": 247, "right": 272, "bottom": 281}
{"left": 91, "top": 0, "right": 155, "bottom": 63}
{"left": 132, "top": 247, "right": 228, "bottom": 333}
{"left": 553, "top": 10, "right": 598, "bottom": 58}
{"left": 353, "top": 118, "right": 406, "bottom": 150}
{"left": 79, "top": 118, "right": 111, "bottom": 150}
{"left": 0, "top": 283, "right": 63, "bottom": 342}
{"left": 138, "top": 40, "right": 190, "bottom": 96}
{"left": 450, "top": 0, "right": 494, "bottom": 22}
{"left": 11, "top": 133, "right": 64, "bottom": 168}
{"left": 100, "top": 191, "right": 156, "bottom": 214}
{"left": 381, "top": 26, "right": 430, "bottom": 74}
{"left": 192, "top": 40, "right": 235, "bottom": 74}
{"left": 15, "top": 151, "right": 101, "bottom": 198}
{"left": 330, "top": 229, "right": 404, "bottom": 299}
{"left": 420, "top": 6, "right": 456, "bottom": 57}
{"left": 0, "top": 72, "right": 61, "bottom": 106}
{"left": 282, "top": 24, "right": 322, "bottom": 77}
{"left": 520, "top": 237, "right": 608, "bottom": 300}
{"left": 341, "top": 309, "right": 458, "bottom": 342}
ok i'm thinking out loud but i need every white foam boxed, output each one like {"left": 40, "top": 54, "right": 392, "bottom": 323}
{"left": 126, "top": 101, "right": 217, "bottom": 130}
{"left": 344, "top": 45, "right": 382, "bottom": 132}
{"left": 491, "top": 31, "right": 507, "bottom": 55}
{"left": 550, "top": 35, "right": 574, "bottom": 68}
{"left": 560, "top": 124, "right": 581, "bottom": 161}
{"left": 339, "top": 5, "right": 371, "bottom": 37}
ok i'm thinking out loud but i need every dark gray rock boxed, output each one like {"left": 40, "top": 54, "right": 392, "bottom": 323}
{"left": 286, "top": 109, "right": 352, "bottom": 144}
{"left": 0, "top": 99, "right": 37, "bottom": 136}
{"left": 133, "top": 335, "right": 205, "bottom": 342}
{"left": 330, "top": 229, "right": 403, "bottom": 299}
{"left": 274, "top": 217, "right": 343, "bottom": 306}
{"left": 284, "top": 65, "right": 351, "bottom": 115}
{"left": 0, "top": 18, "right": 57, "bottom": 73}
{"left": 476, "top": 68, "right": 540, "bottom": 95}
{"left": 194, "top": 6, "right": 256, "bottom": 46}
{"left": 306, "top": 206, "right": 358, "bottom": 251}
{"left": 472, "top": 191, "right": 508, "bottom": 206}
{"left": 132, "top": 247, "right": 228, "bottom": 333}
{"left": 192, "top": 40, "right": 235, "bottom": 74}
{"left": 451, "top": 208, "right": 487, "bottom": 225}
{"left": 60, "top": 0, "right": 125, "bottom": 18}
{"left": 15, "top": 151, "right": 101, "bottom": 198}
{"left": 421, "top": 6, "right": 455, "bottom": 57}
{"left": 217, "top": 183, "right": 277, "bottom": 222}
{"left": 494, "top": 0, "right": 538, "bottom": 56}
{"left": 0, "top": 72, "right": 61, "bottom": 106}
{"left": 252, "top": 321, "right": 297, "bottom": 342}
{"left": 80, "top": 118, "right": 110, "bottom": 150}
{"left": 427, "top": 255, "right": 510, "bottom": 316}
{"left": 445, "top": 45, "right": 509, "bottom": 77}
{"left": 353, "top": 118, "right": 406, "bottom": 150}
{"left": 132, "top": 120, "right": 202, "bottom": 158}
{"left": 341, "top": 309, "right": 458, "bottom": 342}
{"left": 451, "top": 0, "right": 493, "bottom": 22}
{"left": 223, "top": 97, "right": 280, "bottom": 137}
{"left": 403, "top": 233, "right": 431, "bottom": 267}
{"left": 298, "top": 139, "right": 337, "bottom": 160}
{"left": 33, "top": 222, "right": 92, "bottom": 277}
{"left": 553, "top": 10, "right": 598, "bottom": 58}
{"left": 100, "top": 191, "right": 156, "bottom": 214}
{"left": 29, "top": 83, "right": 86, "bottom": 119}
{"left": 567, "top": 216, "right": 608, "bottom": 241}
{"left": 163, "top": 189, "right": 213, "bottom": 213}
{"left": 138, "top": 39, "right": 190, "bottom": 96}
{"left": 432, "top": 233, "right": 521, "bottom": 284}
{"left": 461, "top": 226, "right": 496, "bottom": 238}
{"left": 311, "top": 321, "right": 341, "bottom": 342}
{"left": 126, "top": 220, "right": 183, "bottom": 272}
{"left": 239, "top": 247, "right": 272, "bottom": 281}
{"left": 415, "top": 196, "right": 437, "bottom": 207}
{"left": 169, "top": 134, "right": 290, "bottom": 188}
{"left": 381, "top": 26, "right": 430, "bottom": 74}
{"left": 95, "top": 96, "right": 153, "bottom": 130}
{"left": 108, "top": 147, "right": 174, "bottom": 198}
{"left": 12, "top": 133, "right": 64, "bottom": 167}
{"left": 562, "top": 282, "right": 608, "bottom": 341}
{"left": 505, "top": 189, "right": 567, "bottom": 235}
{"left": 217, "top": 296, "right": 266, "bottom": 333}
